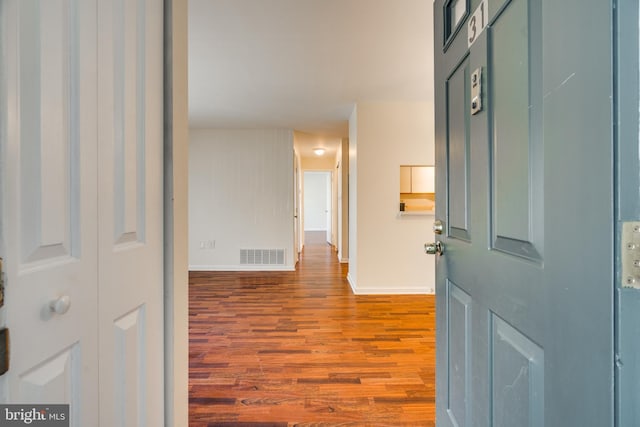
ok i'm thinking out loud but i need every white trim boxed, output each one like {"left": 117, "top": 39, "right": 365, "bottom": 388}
{"left": 189, "top": 264, "right": 296, "bottom": 272}
{"left": 346, "top": 274, "right": 433, "bottom": 295}
{"left": 351, "top": 286, "right": 434, "bottom": 295}
{"left": 397, "top": 211, "right": 435, "bottom": 217}
{"left": 339, "top": 257, "right": 349, "bottom": 263}
{"left": 304, "top": 228, "right": 328, "bottom": 232}
{"left": 347, "top": 273, "right": 357, "bottom": 294}
{"left": 164, "top": 0, "right": 189, "bottom": 425}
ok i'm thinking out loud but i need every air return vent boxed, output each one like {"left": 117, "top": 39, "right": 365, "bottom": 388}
{"left": 240, "top": 249, "right": 285, "bottom": 265}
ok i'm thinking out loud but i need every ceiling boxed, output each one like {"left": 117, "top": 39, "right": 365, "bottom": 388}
{"left": 188, "top": 0, "right": 434, "bottom": 151}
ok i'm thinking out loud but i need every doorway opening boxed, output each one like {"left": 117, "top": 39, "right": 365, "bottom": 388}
{"left": 303, "top": 171, "right": 332, "bottom": 246}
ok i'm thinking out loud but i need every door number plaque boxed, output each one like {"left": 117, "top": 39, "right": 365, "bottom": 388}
{"left": 468, "top": 0, "right": 488, "bottom": 47}
{"left": 471, "top": 67, "right": 483, "bottom": 115}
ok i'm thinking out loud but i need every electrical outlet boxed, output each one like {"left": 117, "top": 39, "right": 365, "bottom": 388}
{"left": 208, "top": 240, "right": 216, "bottom": 249}
{"left": 622, "top": 221, "right": 640, "bottom": 288}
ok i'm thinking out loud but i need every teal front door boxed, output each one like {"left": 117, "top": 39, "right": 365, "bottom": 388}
{"left": 433, "top": 0, "right": 614, "bottom": 425}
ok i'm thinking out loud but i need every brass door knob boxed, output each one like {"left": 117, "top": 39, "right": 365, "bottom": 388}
{"left": 425, "top": 241, "right": 444, "bottom": 255}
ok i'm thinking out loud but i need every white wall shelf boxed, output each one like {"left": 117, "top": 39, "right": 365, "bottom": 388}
{"left": 398, "top": 211, "right": 435, "bottom": 217}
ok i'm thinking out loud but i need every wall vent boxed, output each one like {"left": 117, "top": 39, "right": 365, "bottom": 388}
{"left": 240, "top": 249, "right": 285, "bottom": 265}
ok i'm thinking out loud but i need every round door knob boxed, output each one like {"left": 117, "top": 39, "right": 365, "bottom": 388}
{"left": 49, "top": 296, "right": 71, "bottom": 315}
{"left": 425, "top": 241, "right": 444, "bottom": 255}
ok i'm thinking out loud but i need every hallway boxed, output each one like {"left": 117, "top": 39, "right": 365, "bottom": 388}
{"left": 189, "top": 231, "right": 436, "bottom": 426}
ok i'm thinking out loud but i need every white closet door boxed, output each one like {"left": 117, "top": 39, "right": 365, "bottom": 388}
{"left": 2, "top": 1, "right": 99, "bottom": 426}
{"left": 2, "top": 0, "right": 165, "bottom": 425}
{"left": 97, "top": 0, "right": 164, "bottom": 425}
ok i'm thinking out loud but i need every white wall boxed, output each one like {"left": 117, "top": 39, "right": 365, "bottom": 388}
{"left": 301, "top": 155, "right": 334, "bottom": 170}
{"left": 189, "top": 129, "right": 295, "bottom": 270}
{"left": 348, "top": 101, "right": 435, "bottom": 294}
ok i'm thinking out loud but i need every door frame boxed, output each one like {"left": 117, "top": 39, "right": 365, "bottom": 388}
{"left": 614, "top": 0, "right": 640, "bottom": 424}
{"left": 293, "top": 151, "right": 303, "bottom": 263}
{"left": 163, "top": 0, "right": 189, "bottom": 426}
{"left": 94, "top": 0, "right": 640, "bottom": 424}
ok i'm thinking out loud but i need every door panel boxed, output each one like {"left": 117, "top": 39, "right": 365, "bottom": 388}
{"left": 491, "top": 314, "right": 543, "bottom": 427}
{"left": 97, "top": 0, "right": 164, "bottom": 424}
{"left": 113, "top": 307, "right": 146, "bottom": 426}
{"left": 111, "top": 0, "right": 146, "bottom": 246}
{"left": 447, "top": 58, "right": 471, "bottom": 241}
{"left": 434, "top": 0, "right": 614, "bottom": 425}
{"left": 446, "top": 281, "right": 472, "bottom": 427}
{"left": 3, "top": 1, "right": 99, "bottom": 425}
{"left": 489, "top": 0, "right": 542, "bottom": 260}
{"left": 491, "top": 0, "right": 530, "bottom": 243}
{"left": 18, "top": 346, "right": 80, "bottom": 403}
{"left": 18, "top": 0, "right": 82, "bottom": 265}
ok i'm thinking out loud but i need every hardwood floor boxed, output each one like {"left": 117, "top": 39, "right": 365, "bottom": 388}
{"left": 189, "top": 232, "right": 436, "bottom": 426}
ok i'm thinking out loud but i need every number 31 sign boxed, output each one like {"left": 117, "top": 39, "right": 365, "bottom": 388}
{"left": 468, "top": 0, "right": 488, "bottom": 47}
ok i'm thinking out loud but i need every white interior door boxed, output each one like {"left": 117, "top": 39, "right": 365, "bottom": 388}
{"left": 325, "top": 172, "right": 331, "bottom": 243}
{"left": 2, "top": 1, "right": 99, "bottom": 425}
{"left": 97, "top": 0, "right": 164, "bottom": 425}
{"left": 293, "top": 155, "right": 300, "bottom": 262}
{"left": 1, "top": 1, "right": 164, "bottom": 425}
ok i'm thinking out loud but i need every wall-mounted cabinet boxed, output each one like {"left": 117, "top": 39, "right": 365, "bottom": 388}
{"left": 401, "top": 165, "right": 435, "bottom": 193}
{"left": 399, "top": 165, "right": 435, "bottom": 214}
{"left": 400, "top": 166, "right": 413, "bottom": 193}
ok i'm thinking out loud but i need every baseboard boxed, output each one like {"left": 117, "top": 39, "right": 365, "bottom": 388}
{"left": 351, "top": 286, "right": 434, "bottom": 295}
{"left": 189, "top": 264, "right": 296, "bottom": 272}
{"left": 339, "top": 257, "right": 349, "bottom": 263}
{"left": 346, "top": 276, "right": 434, "bottom": 295}
{"left": 346, "top": 273, "right": 357, "bottom": 294}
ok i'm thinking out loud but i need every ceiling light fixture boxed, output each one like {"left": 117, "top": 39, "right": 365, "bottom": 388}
{"left": 313, "top": 148, "right": 325, "bottom": 156}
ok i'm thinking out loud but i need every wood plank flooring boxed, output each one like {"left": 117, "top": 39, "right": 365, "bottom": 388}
{"left": 189, "top": 232, "right": 436, "bottom": 426}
